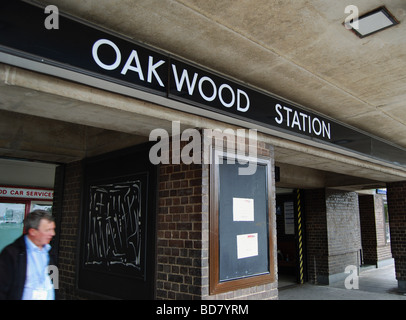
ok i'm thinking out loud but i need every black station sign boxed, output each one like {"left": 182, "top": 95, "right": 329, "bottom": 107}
{"left": 1, "top": 0, "right": 405, "bottom": 166}
{"left": 0, "top": 1, "right": 168, "bottom": 96}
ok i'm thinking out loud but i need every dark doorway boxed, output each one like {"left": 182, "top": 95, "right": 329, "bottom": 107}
{"left": 276, "top": 189, "right": 307, "bottom": 287}
{"left": 77, "top": 142, "right": 158, "bottom": 299}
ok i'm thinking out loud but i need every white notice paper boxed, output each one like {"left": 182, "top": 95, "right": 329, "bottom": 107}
{"left": 233, "top": 198, "right": 254, "bottom": 221}
{"left": 237, "top": 233, "right": 258, "bottom": 259}
{"left": 284, "top": 201, "right": 295, "bottom": 235}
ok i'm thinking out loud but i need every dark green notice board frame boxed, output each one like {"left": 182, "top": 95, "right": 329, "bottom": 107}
{"left": 210, "top": 151, "right": 275, "bottom": 295}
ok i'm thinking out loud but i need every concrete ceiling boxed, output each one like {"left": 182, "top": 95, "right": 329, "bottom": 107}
{"left": 37, "top": 0, "right": 406, "bottom": 149}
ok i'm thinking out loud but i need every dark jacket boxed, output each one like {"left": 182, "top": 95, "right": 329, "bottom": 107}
{"left": 0, "top": 235, "right": 56, "bottom": 300}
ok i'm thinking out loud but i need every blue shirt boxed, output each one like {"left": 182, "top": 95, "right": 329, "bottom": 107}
{"left": 21, "top": 235, "right": 55, "bottom": 300}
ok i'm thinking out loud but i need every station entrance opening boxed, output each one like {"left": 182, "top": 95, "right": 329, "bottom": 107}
{"left": 275, "top": 177, "right": 394, "bottom": 291}
{"left": 0, "top": 158, "right": 57, "bottom": 252}
{"left": 276, "top": 188, "right": 306, "bottom": 288}
{"left": 0, "top": 111, "right": 158, "bottom": 299}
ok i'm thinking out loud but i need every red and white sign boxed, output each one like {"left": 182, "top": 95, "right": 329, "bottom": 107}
{"left": 0, "top": 186, "right": 54, "bottom": 200}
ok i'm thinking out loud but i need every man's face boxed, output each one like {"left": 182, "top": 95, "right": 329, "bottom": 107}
{"left": 29, "top": 219, "right": 56, "bottom": 248}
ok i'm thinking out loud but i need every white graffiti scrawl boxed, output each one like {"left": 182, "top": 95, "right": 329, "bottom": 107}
{"left": 85, "top": 181, "right": 142, "bottom": 270}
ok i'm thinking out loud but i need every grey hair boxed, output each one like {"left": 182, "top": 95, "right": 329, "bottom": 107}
{"left": 24, "top": 210, "right": 54, "bottom": 231}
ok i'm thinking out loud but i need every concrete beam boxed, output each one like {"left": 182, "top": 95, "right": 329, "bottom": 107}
{"left": 1, "top": 63, "right": 406, "bottom": 183}
{"left": 0, "top": 109, "right": 147, "bottom": 163}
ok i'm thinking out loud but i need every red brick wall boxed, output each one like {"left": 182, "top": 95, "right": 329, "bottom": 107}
{"left": 304, "top": 188, "right": 329, "bottom": 284}
{"left": 359, "top": 194, "right": 392, "bottom": 266}
{"left": 387, "top": 181, "right": 406, "bottom": 284}
{"left": 304, "top": 189, "right": 362, "bottom": 284}
{"left": 156, "top": 161, "right": 205, "bottom": 299}
{"left": 54, "top": 161, "right": 86, "bottom": 300}
{"left": 374, "top": 194, "right": 392, "bottom": 262}
{"left": 359, "top": 194, "right": 378, "bottom": 264}
{"left": 326, "top": 190, "right": 361, "bottom": 277}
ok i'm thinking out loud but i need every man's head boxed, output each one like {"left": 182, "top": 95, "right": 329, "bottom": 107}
{"left": 24, "top": 210, "right": 56, "bottom": 248}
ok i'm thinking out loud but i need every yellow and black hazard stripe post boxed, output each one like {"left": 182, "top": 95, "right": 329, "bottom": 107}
{"left": 296, "top": 189, "right": 305, "bottom": 284}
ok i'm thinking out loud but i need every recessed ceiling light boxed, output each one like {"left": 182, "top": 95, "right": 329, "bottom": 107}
{"left": 345, "top": 6, "right": 399, "bottom": 38}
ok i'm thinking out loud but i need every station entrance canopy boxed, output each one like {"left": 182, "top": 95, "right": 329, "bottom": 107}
{"left": 1, "top": 1, "right": 406, "bottom": 169}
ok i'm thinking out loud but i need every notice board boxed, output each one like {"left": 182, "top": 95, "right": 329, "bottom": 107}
{"left": 210, "top": 153, "right": 274, "bottom": 294}
{"left": 219, "top": 162, "right": 269, "bottom": 281}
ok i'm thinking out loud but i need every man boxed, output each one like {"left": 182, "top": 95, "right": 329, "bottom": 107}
{"left": 0, "top": 210, "right": 57, "bottom": 300}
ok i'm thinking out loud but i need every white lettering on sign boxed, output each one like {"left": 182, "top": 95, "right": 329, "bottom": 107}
{"left": 275, "top": 103, "right": 331, "bottom": 139}
{"left": 92, "top": 39, "right": 166, "bottom": 87}
{"left": 0, "top": 187, "right": 54, "bottom": 200}
{"left": 92, "top": 39, "right": 121, "bottom": 70}
{"left": 171, "top": 64, "right": 250, "bottom": 113}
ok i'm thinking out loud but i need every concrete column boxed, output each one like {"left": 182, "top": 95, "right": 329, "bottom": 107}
{"left": 387, "top": 181, "right": 406, "bottom": 293}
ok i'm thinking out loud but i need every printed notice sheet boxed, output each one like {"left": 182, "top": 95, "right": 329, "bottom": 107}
{"left": 237, "top": 233, "right": 258, "bottom": 259}
{"left": 233, "top": 198, "right": 254, "bottom": 222}
{"left": 284, "top": 201, "right": 295, "bottom": 235}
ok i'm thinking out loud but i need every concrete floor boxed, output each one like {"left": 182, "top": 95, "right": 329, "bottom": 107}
{"left": 278, "top": 264, "right": 406, "bottom": 300}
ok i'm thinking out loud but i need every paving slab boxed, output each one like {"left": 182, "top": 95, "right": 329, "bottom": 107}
{"left": 278, "top": 264, "right": 406, "bottom": 300}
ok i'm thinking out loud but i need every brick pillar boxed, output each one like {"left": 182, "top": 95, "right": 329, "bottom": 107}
{"left": 304, "top": 189, "right": 361, "bottom": 284}
{"left": 304, "top": 188, "right": 329, "bottom": 284}
{"left": 359, "top": 195, "right": 378, "bottom": 265}
{"left": 55, "top": 160, "right": 84, "bottom": 299}
{"left": 156, "top": 136, "right": 205, "bottom": 300}
{"left": 326, "top": 190, "right": 361, "bottom": 282}
{"left": 359, "top": 194, "right": 392, "bottom": 267}
{"left": 387, "top": 181, "right": 406, "bottom": 292}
